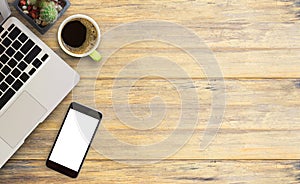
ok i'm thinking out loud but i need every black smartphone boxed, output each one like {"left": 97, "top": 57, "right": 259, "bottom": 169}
{"left": 46, "top": 102, "right": 102, "bottom": 178}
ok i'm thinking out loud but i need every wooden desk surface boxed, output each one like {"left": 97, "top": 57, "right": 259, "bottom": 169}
{"left": 2, "top": 0, "right": 300, "bottom": 183}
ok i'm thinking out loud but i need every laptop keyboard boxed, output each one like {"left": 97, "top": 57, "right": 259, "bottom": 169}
{"left": 0, "top": 24, "right": 49, "bottom": 110}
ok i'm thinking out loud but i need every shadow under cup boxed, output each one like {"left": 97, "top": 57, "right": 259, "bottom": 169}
{"left": 58, "top": 14, "right": 102, "bottom": 62}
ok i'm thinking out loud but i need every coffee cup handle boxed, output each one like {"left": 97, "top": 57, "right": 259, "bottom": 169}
{"left": 89, "top": 50, "right": 102, "bottom": 62}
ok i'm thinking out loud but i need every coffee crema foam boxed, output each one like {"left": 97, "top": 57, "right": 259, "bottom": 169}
{"left": 62, "top": 18, "right": 98, "bottom": 54}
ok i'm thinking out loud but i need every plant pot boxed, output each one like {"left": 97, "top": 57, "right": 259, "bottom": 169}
{"left": 13, "top": 0, "right": 70, "bottom": 34}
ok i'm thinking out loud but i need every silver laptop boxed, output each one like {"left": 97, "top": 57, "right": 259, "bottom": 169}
{"left": 0, "top": 1, "right": 80, "bottom": 168}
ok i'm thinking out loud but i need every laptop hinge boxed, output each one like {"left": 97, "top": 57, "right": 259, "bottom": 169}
{"left": 0, "top": 0, "right": 11, "bottom": 25}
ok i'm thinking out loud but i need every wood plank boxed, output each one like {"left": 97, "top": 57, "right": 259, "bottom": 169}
{"left": 1, "top": 160, "right": 300, "bottom": 183}
{"left": 72, "top": 46, "right": 300, "bottom": 78}
{"left": 9, "top": 128, "right": 300, "bottom": 160}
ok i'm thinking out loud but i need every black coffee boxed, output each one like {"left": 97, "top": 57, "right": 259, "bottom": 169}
{"left": 62, "top": 20, "right": 87, "bottom": 47}
{"left": 60, "top": 18, "right": 98, "bottom": 54}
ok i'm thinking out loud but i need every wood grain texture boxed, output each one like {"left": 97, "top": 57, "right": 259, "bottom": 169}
{"left": 2, "top": 0, "right": 300, "bottom": 183}
{"left": 2, "top": 160, "right": 300, "bottom": 184}
{"left": 2, "top": 79, "right": 299, "bottom": 161}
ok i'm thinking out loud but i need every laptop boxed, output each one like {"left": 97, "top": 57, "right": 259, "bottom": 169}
{"left": 0, "top": 1, "right": 80, "bottom": 168}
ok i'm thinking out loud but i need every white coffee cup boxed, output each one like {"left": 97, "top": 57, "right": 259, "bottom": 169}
{"left": 58, "top": 14, "right": 102, "bottom": 61}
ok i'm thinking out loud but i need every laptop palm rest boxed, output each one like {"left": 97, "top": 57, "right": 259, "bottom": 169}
{"left": 0, "top": 91, "right": 46, "bottom": 148}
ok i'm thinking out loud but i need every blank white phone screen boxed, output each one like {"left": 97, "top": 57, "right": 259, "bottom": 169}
{"left": 49, "top": 109, "right": 99, "bottom": 171}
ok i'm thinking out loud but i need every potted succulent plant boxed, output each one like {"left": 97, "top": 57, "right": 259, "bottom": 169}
{"left": 14, "top": 0, "right": 70, "bottom": 34}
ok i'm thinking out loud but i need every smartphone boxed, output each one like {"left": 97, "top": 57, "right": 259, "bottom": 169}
{"left": 46, "top": 102, "right": 102, "bottom": 178}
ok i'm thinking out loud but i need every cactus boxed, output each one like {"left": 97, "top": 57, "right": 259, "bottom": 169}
{"left": 39, "top": 0, "right": 54, "bottom": 9}
{"left": 39, "top": 2, "right": 58, "bottom": 24}
{"left": 29, "top": 0, "right": 38, "bottom": 5}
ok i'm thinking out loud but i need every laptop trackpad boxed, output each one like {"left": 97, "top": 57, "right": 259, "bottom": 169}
{"left": 0, "top": 91, "right": 46, "bottom": 148}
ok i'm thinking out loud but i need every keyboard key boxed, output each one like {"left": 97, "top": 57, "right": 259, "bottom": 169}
{"left": 0, "top": 73, "right": 4, "bottom": 81}
{"left": 5, "top": 75, "right": 14, "bottom": 85}
{"left": 18, "top": 33, "right": 28, "bottom": 43}
{"left": 0, "top": 44, "right": 5, "bottom": 54}
{"left": 0, "top": 82, "right": 8, "bottom": 92}
{"left": 0, "top": 88, "right": 15, "bottom": 110}
{"left": 2, "top": 38, "right": 12, "bottom": 47}
{"left": 28, "top": 68, "right": 36, "bottom": 75}
{"left": 6, "top": 47, "right": 15, "bottom": 57}
{"left": 0, "top": 26, "right": 3, "bottom": 34}
{"left": 11, "top": 68, "right": 21, "bottom": 78}
{"left": 12, "top": 79, "right": 22, "bottom": 91}
{"left": 1, "top": 66, "right": 11, "bottom": 75}
{"left": 17, "top": 61, "right": 27, "bottom": 70}
{"left": 41, "top": 54, "right": 49, "bottom": 61}
{"left": 8, "top": 24, "right": 15, "bottom": 31}
{"left": 24, "top": 45, "right": 41, "bottom": 63}
{"left": 2, "top": 65, "right": 11, "bottom": 75}
{"left": 0, "top": 54, "right": 9, "bottom": 63}
{"left": 0, "top": 63, "right": 2, "bottom": 69}
{"left": 12, "top": 40, "right": 22, "bottom": 50}
{"left": 20, "top": 39, "right": 34, "bottom": 54}
{"left": 32, "top": 58, "right": 42, "bottom": 68}
{"left": 8, "top": 58, "right": 18, "bottom": 68}
{"left": 14, "top": 51, "right": 24, "bottom": 61}
{"left": 20, "top": 73, "right": 29, "bottom": 83}
{"left": 1, "top": 31, "right": 8, "bottom": 39}
{"left": 8, "top": 27, "right": 21, "bottom": 40}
